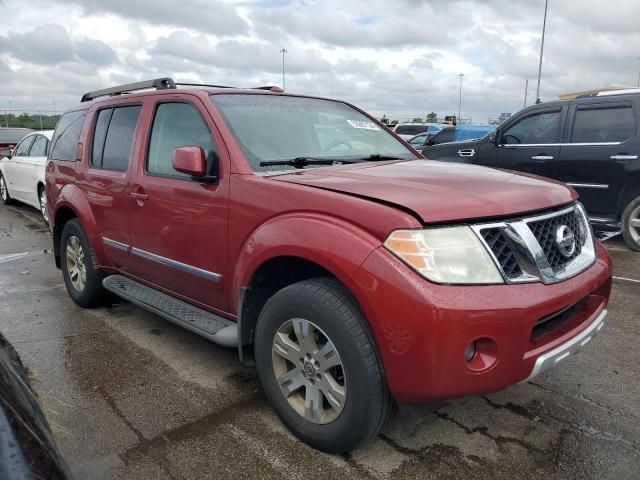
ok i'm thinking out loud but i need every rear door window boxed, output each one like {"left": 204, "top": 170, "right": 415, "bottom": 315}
{"left": 395, "top": 125, "right": 427, "bottom": 136}
{"left": 146, "top": 102, "right": 216, "bottom": 178}
{"left": 502, "top": 109, "right": 561, "bottom": 144}
{"left": 571, "top": 104, "right": 635, "bottom": 143}
{"left": 14, "top": 136, "right": 35, "bottom": 156}
{"left": 50, "top": 111, "right": 86, "bottom": 161}
{"left": 29, "top": 135, "right": 48, "bottom": 157}
{"left": 91, "top": 105, "right": 141, "bottom": 171}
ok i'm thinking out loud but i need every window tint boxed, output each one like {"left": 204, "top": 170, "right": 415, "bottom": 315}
{"left": 430, "top": 129, "right": 455, "bottom": 145}
{"left": 408, "top": 134, "right": 428, "bottom": 145}
{"left": 571, "top": 105, "right": 635, "bottom": 143}
{"left": 14, "top": 136, "right": 35, "bottom": 156}
{"left": 502, "top": 110, "right": 561, "bottom": 144}
{"left": 29, "top": 135, "right": 48, "bottom": 157}
{"left": 91, "top": 108, "right": 113, "bottom": 167}
{"left": 395, "top": 125, "right": 427, "bottom": 136}
{"left": 50, "top": 111, "right": 86, "bottom": 161}
{"left": 100, "top": 106, "right": 141, "bottom": 171}
{"left": 147, "top": 102, "right": 216, "bottom": 177}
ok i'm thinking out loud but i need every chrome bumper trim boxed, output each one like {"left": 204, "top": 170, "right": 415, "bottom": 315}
{"left": 525, "top": 308, "right": 607, "bottom": 381}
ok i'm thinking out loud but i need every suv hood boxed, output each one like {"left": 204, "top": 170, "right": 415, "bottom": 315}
{"left": 273, "top": 160, "right": 576, "bottom": 224}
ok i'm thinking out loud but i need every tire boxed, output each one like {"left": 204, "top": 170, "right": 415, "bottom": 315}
{"left": 254, "top": 277, "right": 392, "bottom": 453}
{"left": 621, "top": 196, "right": 640, "bottom": 251}
{"left": 60, "top": 219, "right": 106, "bottom": 307}
{"left": 0, "top": 172, "right": 12, "bottom": 205}
{"left": 38, "top": 184, "right": 49, "bottom": 225}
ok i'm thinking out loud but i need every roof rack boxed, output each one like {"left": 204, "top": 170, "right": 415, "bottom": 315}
{"left": 81, "top": 78, "right": 176, "bottom": 102}
{"left": 81, "top": 78, "right": 284, "bottom": 102}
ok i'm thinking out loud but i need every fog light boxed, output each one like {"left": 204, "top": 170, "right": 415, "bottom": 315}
{"left": 464, "top": 341, "right": 477, "bottom": 362}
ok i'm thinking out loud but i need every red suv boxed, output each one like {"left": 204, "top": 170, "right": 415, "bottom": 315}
{"left": 46, "top": 78, "right": 612, "bottom": 452}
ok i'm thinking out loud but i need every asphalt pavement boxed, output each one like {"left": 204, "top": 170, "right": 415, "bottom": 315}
{"left": 1, "top": 201, "right": 638, "bottom": 479}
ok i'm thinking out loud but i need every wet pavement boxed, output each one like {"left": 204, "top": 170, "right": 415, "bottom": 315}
{"left": 1, "top": 201, "right": 639, "bottom": 479}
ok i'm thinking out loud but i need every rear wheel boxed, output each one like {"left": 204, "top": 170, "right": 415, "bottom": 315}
{"left": 621, "top": 196, "right": 640, "bottom": 251}
{"left": 0, "top": 173, "right": 12, "bottom": 205}
{"left": 38, "top": 185, "right": 48, "bottom": 224}
{"left": 60, "top": 219, "right": 106, "bottom": 307}
{"left": 255, "top": 278, "right": 392, "bottom": 453}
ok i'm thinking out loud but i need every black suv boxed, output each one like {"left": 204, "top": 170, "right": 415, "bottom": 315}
{"left": 422, "top": 90, "right": 640, "bottom": 250}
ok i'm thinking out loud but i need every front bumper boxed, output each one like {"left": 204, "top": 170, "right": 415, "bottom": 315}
{"left": 352, "top": 242, "right": 613, "bottom": 404}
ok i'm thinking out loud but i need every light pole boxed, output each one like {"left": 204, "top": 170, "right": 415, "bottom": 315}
{"left": 523, "top": 78, "right": 529, "bottom": 108}
{"left": 535, "top": 0, "right": 549, "bottom": 103}
{"left": 457, "top": 73, "right": 464, "bottom": 124}
{"left": 637, "top": 57, "right": 640, "bottom": 88}
{"left": 280, "top": 48, "right": 287, "bottom": 90}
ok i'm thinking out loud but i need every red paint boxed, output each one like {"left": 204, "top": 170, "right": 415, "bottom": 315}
{"left": 172, "top": 146, "right": 207, "bottom": 177}
{"left": 47, "top": 87, "right": 613, "bottom": 405}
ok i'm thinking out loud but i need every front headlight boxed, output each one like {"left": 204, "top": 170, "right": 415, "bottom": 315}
{"left": 384, "top": 226, "right": 504, "bottom": 284}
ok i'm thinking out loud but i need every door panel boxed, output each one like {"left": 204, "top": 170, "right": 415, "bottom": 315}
{"left": 128, "top": 98, "right": 229, "bottom": 312}
{"left": 79, "top": 105, "right": 142, "bottom": 270}
{"left": 477, "top": 107, "right": 564, "bottom": 179}
{"left": 22, "top": 135, "right": 48, "bottom": 208}
{"left": 554, "top": 102, "right": 638, "bottom": 216}
{"left": 8, "top": 135, "right": 36, "bottom": 201}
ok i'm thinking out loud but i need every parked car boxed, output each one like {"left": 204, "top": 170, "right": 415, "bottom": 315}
{"left": 47, "top": 78, "right": 612, "bottom": 453}
{"left": 422, "top": 91, "right": 640, "bottom": 250}
{"left": 0, "top": 332, "right": 71, "bottom": 479}
{"left": 0, "top": 127, "right": 34, "bottom": 158}
{"left": 393, "top": 122, "right": 442, "bottom": 140}
{"left": 0, "top": 130, "right": 54, "bottom": 223}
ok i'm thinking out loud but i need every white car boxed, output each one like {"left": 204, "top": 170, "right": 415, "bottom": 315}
{"left": 0, "top": 130, "right": 54, "bottom": 223}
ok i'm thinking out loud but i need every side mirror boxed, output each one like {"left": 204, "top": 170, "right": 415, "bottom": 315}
{"left": 172, "top": 146, "right": 217, "bottom": 183}
{"left": 489, "top": 130, "right": 499, "bottom": 145}
{"left": 0, "top": 149, "right": 12, "bottom": 159}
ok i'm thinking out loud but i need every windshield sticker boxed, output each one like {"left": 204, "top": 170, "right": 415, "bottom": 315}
{"left": 346, "top": 120, "right": 380, "bottom": 131}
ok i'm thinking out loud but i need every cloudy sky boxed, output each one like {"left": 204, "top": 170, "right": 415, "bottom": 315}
{"left": 0, "top": 0, "right": 639, "bottom": 123}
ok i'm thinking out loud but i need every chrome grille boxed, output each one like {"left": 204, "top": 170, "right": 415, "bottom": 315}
{"left": 472, "top": 203, "right": 595, "bottom": 285}
{"left": 528, "top": 209, "right": 584, "bottom": 271}
{"left": 480, "top": 228, "right": 523, "bottom": 279}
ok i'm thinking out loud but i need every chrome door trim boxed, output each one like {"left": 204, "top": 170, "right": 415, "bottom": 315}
{"left": 102, "top": 237, "right": 130, "bottom": 252}
{"left": 531, "top": 155, "right": 554, "bottom": 160}
{"left": 131, "top": 246, "right": 222, "bottom": 282}
{"left": 610, "top": 155, "right": 638, "bottom": 160}
{"left": 566, "top": 183, "right": 609, "bottom": 189}
{"left": 500, "top": 142, "right": 620, "bottom": 147}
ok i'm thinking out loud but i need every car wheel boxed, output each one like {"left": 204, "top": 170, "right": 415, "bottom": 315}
{"left": 0, "top": 173, "right": 12, "bottom": 205}
{"left": 60, "top": 219, "right": 105, "bottom": 307}
{"left": 254, "top": 278, "right": 393, "bottom": 453}
{"left": 38, "top": 185, "right": 49, "bottom": 224}
{"left": 621, "top": 196, "right": 640, "bottom": 251}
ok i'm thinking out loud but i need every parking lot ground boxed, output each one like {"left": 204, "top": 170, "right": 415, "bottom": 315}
{"left": 1, "top": 201, "right": 639, "bottom": 479}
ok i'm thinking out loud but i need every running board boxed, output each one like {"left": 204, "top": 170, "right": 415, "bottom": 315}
{"left": 103, "top": 275, "right": 238, "bottom": 347}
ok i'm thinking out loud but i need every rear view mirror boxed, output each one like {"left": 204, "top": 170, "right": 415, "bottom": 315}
{"left": 0, "top": 149, "right": 12, "bottom": 159}
{"left": 172, "top": 146, "right": 217, "bottom": 183}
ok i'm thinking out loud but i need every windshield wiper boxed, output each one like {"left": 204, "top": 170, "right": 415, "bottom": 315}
{"left": 365, "top": 154, "right": 406, "bottom": 161}
{"left": 259, "top": 157, "right": 358, "bottom": 169}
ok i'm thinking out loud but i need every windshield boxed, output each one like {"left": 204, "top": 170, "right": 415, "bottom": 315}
{"left": 211, "top": 94, "right": 416, "bottom": 172}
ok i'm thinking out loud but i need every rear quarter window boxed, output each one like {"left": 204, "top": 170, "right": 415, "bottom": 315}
{"left": 50, "top": 111, "right": 87, "bottom": 161}
{"left": 571, "top": 104, "right": 636, "bottom": 143}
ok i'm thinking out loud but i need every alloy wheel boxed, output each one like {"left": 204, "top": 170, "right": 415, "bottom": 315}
{"left": 39, "top": 189, "right": 48, "bottom": 223}
{"left": 65, "top": 236, "right": 87, "bottom": 292}
{"left": 272, "top": 318, "right": 346, "bottom": 424}
{"left": 629, "top": 204, "right": 640, "bottom": 243}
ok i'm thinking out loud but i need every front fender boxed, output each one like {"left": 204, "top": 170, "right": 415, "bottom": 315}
{"left": 231, "top": 213, "right": 383, "bottom": 312}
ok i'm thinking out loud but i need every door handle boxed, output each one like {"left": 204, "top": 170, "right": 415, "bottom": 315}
{"left": 457, "top": 149, "right": 475, "bottom": 157}
{"left": 531, "top": 155, "right": 553, "bottom": 160}
{"left": 131, "top": 192, "right": 149, "bottom": 201}
{"left": 610, "top": 155, "right": 638, "bottom": 160}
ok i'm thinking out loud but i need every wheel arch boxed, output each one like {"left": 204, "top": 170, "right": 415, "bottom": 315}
{"left": 618, "top": 174, "right": 640, "bottom": 215}
{"left": 233, "top": 214, "right": 382, "bottom": 364}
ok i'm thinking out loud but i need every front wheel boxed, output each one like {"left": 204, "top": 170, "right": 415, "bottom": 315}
{"left": 60, "top": 219, "right": 106, "bottom": 307}
{"left": 0, "top": 173, "right": 12, "bottom": 205}
{"left": 621, "top": 196, "right": 640, "bottom": 251}
{"left": 255, "top": 278, "right": 392, "bottom": 453}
